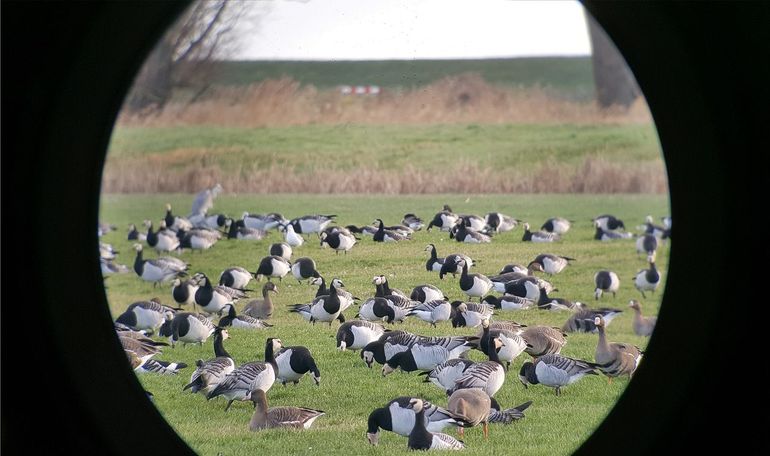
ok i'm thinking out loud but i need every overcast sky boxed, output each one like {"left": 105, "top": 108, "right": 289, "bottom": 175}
{"left": 231, "top": 0, "right": 591, "bottom": 60}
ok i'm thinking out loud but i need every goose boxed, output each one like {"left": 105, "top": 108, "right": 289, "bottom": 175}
{"left": 488, "top": 399, "right": 533, "bottom": 424}
{"left": 131, "top": 357, "right": 188, "bottom": 375}
{"left": 269, "top": 242, "right": 293, "bottom": 261}
{"left": 247, "top": 388, "right": 325, "bottom": 431}
{"left": 254, "top": 255, "right": 291, "bottom": 282}
{"left": 594, "top": 224, "right": 634, "bottom": 241}
{"left": 291, "top": 257, "right": 320, "bottom": 283}
{"left": 594, "top": 315, "right": 643, "bottom": 381}
{"left": 536, "top": 287, "right": 583, "bottom": 311}
{"left": 488, "top": 265, "right": 550, "bottom": 294}
{"left": 485, "top": 212, "right": 520, "bottom": 233}
{"left": 521, "top": 325, "right": 568, "bottom": 358}
{"left": 242, "top": 282, "right": 279, "bottom": 320}
{"left": 438, "top": 252, "right": 475, "bottom": 280}
{"left": 163, "top": 203, "right": 193, "bottom": 232}
{"left": 218, "top": 303, "right": 273, "bottom": 330}
{"left": 410, "top": 284, "right": 447, "bottom": 303}
{"left": 280, "top": 222, "right": 305, "bottom": 247}
{"left": 192, "top": 272, "right": 249, "bottom": 315}
{"left": 407, "top": 398, "right": 466, "bottom": 450}
{"left": 373, "top": 219, "right": 410, "bottom": 242}
{"left": 98, "top": 221, "right": 117, "bottom": 237}
{"left": 499, "top": 263, "right": 530, "bottom": 275}
{"left": 633, "top": 259, "right": 661, "bottom": 298}
{"left": 424, "top": 244, "right": 446, "bottom": 273}
{"left": 310, "top": 276, "right": 357, "bottom": 316}
{"left": 100, "top": 258, "right": 130, "bottom": 276}
{"left": 177, "top": 227, "right": 221, "bottom": 252}
{"left": 419, "top": 358, "right": 477, "bottom": 393}
{"left": 593, "top": 214, "right": 626, "bottom": 231}
{"left": 540, "top": 217, "right": 572, "bottom": 234}
{"left": 345, "top": 224, "right": 378, "bottom": 237}
{"left": 171, "top": 277, "right": 199, "bottom": 309}
{"left": 642, "top": 215, "right": 667, "bottom": 238}
{"left": 529, "top": 253, "right": 575, "bottom": 275}
{"left": 447, "top": 337, "right": 506, "bottom": 397}
{"left": 158, "top": 312, "right": 216, "bottom": 348}
{"left": 521, "top": 222, "right": 560, "bottom": 243}
{"left": 319, "top": 230, "right": 357, "bottom": 254}
{"left": 402, "top": 213, "right": 425, "bottom": 231}
{"left": 594, "top": 270, "right": 620, "bottom": 299}
{"left": 206, "top": 337, "right": 282, "bottom": 411}
{"left": 519, "top": 353, "right": 600, "bottom": 396}
{"left": 115, "top": 299, "right": 176, "bottom": 335}
{"left": 190, "top": 213, "right": 228, "bottom": 230}
{"left": 288, "top": 279, "right": 343, "bottom": 325}
{"left": 450, "top": 218, "right": 492, "bottom": 243}
{"left": 357, "top": 296, "right": 403, "bottom": 323}
{"left": 189, "top": 183, "right": 222, "bottom": 218}
{"left": 457, "top": 214, "right": 488, "bottom": 232}
{"left": 407, "top": 300, "right": 452, "bottom": 327}
{"left": 426, "top": 207, "right": 459, "bottom": 232}
{"left": 274, "top": 345, "right": 321, "bottom": 386}
{"left": 450, "top": 301, "right": 494, "bottom": 328}
{"left": 99, "top": 242, "right": 118, "bottom": 261}
{"left": 321, "top": 225, "right": 354, "bottom": 237}
{"left": 636, "top": 233, "right": 658, "bottom": 259}
{"left": 242, "top": 212, "right": 287, "bottom": 231}
{"left": 489, "top": 320, "right": 528, "bottom": 334}
{"left": 501, "top": 276, "right": 552, "bottom": 301}
{"left": 477, "top": 318, "right": 529, "bottom": 371}
{"left": 183, "top": 327, "right": 235, "bottom": 395}
{"left": 372, "top": 275, "right": 409, "bottom": 299}
{"left": 219, "top": 266, "right": 253, "bottom": 290}
{"left": 132, "top": 244, "right": 189, "bottom": 287}
{"left": 457, "top": 258, "right": 493, "bottom": 301}
{"left": 381, "top": 338, "right": 473, "bottom": 376}
{"left": 289, "top": 214, "right": 337, "bottom": 235}
{"left": 361, "top": 332, "right": 477, "bottom": 369}
{"left": 561, "top": 306, "right": 623, "bottom": 333}
{"left": 481, "top": 294, "right": 534, "bottom": 311}
{"left": 119, "top": 334, "right": 163, "bottom": 365}
{"left": 127, "top": 223, "right": 146, "bottom": 242}
{"left": 366, "top": 397, "right": 460, "bottom": 445}
{"left": 143, "top": 220, "right": 180, "bottom": 253}
{"left": 629, "top": 299, "right": 657, "bottom": 337}
{"left": 446, "top": 388, "right": 491, "bottom": 438}
{"left": 225, "top": 218, "right": 265, "bottom": 241}
{"left": 336, "top": 320, "right": 386, "bottom": 351}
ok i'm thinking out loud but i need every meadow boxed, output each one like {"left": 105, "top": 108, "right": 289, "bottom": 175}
{"left": 100, "top": 192, "right": 669, "bottom": 456}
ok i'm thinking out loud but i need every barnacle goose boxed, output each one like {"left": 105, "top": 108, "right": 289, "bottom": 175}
{"left": 521, "top": 223, "right": 560, "bottom": 243}
{"left": 519, "top": 353, "right": 600, "bottom": 395}
{"left": 410, "top": 284, "right": 447, "bottom": 303}
{"left": 183, "top": 326, "right": 235, "bottom": 395}
{"left": 242, "top": 212, "right": 287, "bottom": 231}
{"left": 218, "top": 303, "right": 273, "bottom": 330}
{"left": 419, "top": 358, "right": 477, "bottom": 393}
{"left": 192, "top": 272, "right": 250, "bottom": 315}
{"left": 407, "top": 300, "right": 452, "bottom": 327}
{"left": 288, "top": 279, "right": 344, "bottom": 325}
{"left": 407, "top": 398, "right": 465, "bottom": 450}
{"left": 529, "top": 253, "right": 575, "bottom": 275}
{"left": 450, "top": 301, "right": 494, "bottom": 328}
{"left": 289, "top": 214, "right": 336, "bottom": 234}
{"left": 457, "top": 258, "right": 493, "bottom": 301}
{"left": 274, "top": 344, "right": 321, "bottom": 386}
{"left": 164, "top": 203, "right": 193, "bottom": 232}
{"left": 218, "top": 266, "right": 253, "bottom": 290}
{"left": 633, "top": 259, "right": 661, "bottom": 298}
{"left": 366, "top": 397, "right": 460, "bottom": 445}
{"left": 269, "top": 242, "right": 293, "bottom": 261}
{"left": 280, "top": 222, "right": 305, "bottom": 247}
{"left": 447, "top": 337, "right": 506, "bottom": 397}
{"left": 594, "top": 270, "right": 620, "bottom": 299}
{"left": 373, "top": 219, "right": 411, "bottom": 242}
{"left": 115, "top": 298, "right": 176, "bottom": 335}
{"left": 132, "top": 244, "right": 189, "bottom": 287}
{"left": 254, "top": 255, "right": 291, "bottom": 282}
{"left": 426, "top": 206, "right": 459, "bottom": 232}
{"left": 336, "top": 320, "right": 386, "bottom": 351}
{"left": 593, "top": 214, "right": 626, "bottom": 231}
{"left": 540, "top": 217, "right": 572, "bottom": 234}
{"left": 402, "top": 213, "right": 425, "bottom": 231}
{"left": 450, "top": 218, "right": 492, "bottom": 243}
{"left": 291, "top": 257, "right": 320, "bottom": 283}
{"left": 561, "top": 306, "right": 623, "bottom": 333}
{"left": 143, "top": 220, "right": 180, "bottom": 253}
{"left": 158, "top": 312, "right": 216, "bottom": 348}
{"left": 171, "top": 277, "right": 199, "bottom": 309}
{"left": 485, "top": 212, "right": 520, "bottom": 233}
{"left": 319, "top": 230, "right": 357, "bottom": 254}
{"left": 477, "top": 319, "right": 530, "bottom": 370}
{"left": 225, "top": 218, "right": 265, "bottom": 241}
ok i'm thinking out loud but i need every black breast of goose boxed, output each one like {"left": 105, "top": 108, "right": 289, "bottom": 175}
{"left": 381, "top": 343, "right": 454, "bottom": 376}
{"left": 290, "top": 214, "right": 336, "bottom": 234}
{"left": 373, "top": 219, "right": 409, "bottom": 242}
{"left": 593, "top": 214, "right": 626, "bottom": 231}
{"left": 453, "top": 219, "right": 492, "bottom": 243}
{"left": 320, "top": 230, "right": 357, "bottom": 254}
{"left": 537, "top": 287, "right": 580, "bottom": 311}
{"left": 254, "top": 255, "right": 291, "bottom": 282}
{"left": 360, "top": 330, "right": 420, "bottom": 368}
{"left": 478, "top": 319, "right": 530, "bottom": 370}
{"left": 218, "top": 303, "right": 273, "bottom": 330}
{"left": 518, "top": 353, "right": 600, "bottom": 396}
{"left": 275, "top": 345, "right": 321, "bottom": 386}
{"left": 226, "top": 219, "right": 265, "bottom": 241}
{"left": 127, "top": 223, "right": 145, "bottom": 241}
{"left": 410, "top": 284, "right": 447, "bottom": 303}
{"left": 561, "top": 307, "right": 623, "bottom": 333}
{"left": 219, "top": 266, "right": 253, "bottom": 290}
{"left": 171, "top": 278, "right": 198, "bottom": 308}
{"left": 450, "top": 301, "right": 494, "bottom": 328}
{"left": 594, "top": 270, "right": 620, "bottom": 299}
{"left": 636, "top": 233, "right": 659, "bottom": 257}
{"left": 357, "top": 297, "right": 396, "bottom": 323}
{"left": 530, "top": 253, "right": 575, "bottom": 275}
{"left": 438, "top": 253, "right": 470, "bottom": 279}
{"left": 408, "top": 398, "right": 465, "bottom": 450}
{"left": 269, "top": 242, "right": 293, "bottom": 261}
{"left": 159, "top": 312, "right": 215, "bottom": 347}
{"left": 424, "top": 244, "right": 445, "bottom": 273}
{"left": 633, "top": 261, "right": 660, "bottom": 298}
{"left": 457, "top": 259, "right": 493, "bottom": 301}
{"left": 366, "top": 397, "right": 459, "bottom": 445}
{"left": 288, "top": 280, "right": 342, "bottom": 325}
{"left": 336, "top": 320, "right": 386, "bottom": 350}
{"left": 501, "top": 277, "right": 543, "bottom": 301}
{"left": 193, "top": 273, "right": 235, "bottom": 315}
{"left": 291, "top": 257, "right": 320, "bottom": 283}
{"left": 132, "top": 244, "right": 188, "bottom": 287}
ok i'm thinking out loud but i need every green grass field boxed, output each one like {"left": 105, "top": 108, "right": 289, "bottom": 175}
{"left": 100, "top": 193, "right": 669, "bottom": 456}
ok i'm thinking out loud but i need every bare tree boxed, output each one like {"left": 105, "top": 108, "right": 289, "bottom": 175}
{"left": 586, "top": 12, "right": 641, "bottom": 109}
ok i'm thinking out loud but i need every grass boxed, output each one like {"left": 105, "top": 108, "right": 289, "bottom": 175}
{"left": 100, "top": 193, "right": 669, "bottom": 456}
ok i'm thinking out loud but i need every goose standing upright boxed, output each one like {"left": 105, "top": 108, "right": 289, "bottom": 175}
{"left": 457, "top": 258, "right": 493, "bottom": 301}
{"left": 269, "top": 242, "right": 293, "bottom": 261}
{"left": 633, "top": 259, "right": 661, "bottom": 298}
{"left": 289, "top": 214, "right": 336, "bottom": 235}
{"left": 446, "top": 388, "right": 491, "bottom": 438}
{"left": 281, "top": 222, "right": 304, "bottom": 247}
{"left": 144, "top": 220, "right": 181, "bottom": 253}
{"left": 247, "top": 389, "right": 325, "bottom": 431}
{"left": 242, "top": 282, "right": 279, "bottom": 320}
{"left": 171, "top": 277, "right": 199, "bottom": 309}
{"left": 594, "top": 315, "right": 643, "bottom": 381}
{"left": 192, "top": 272, "right": 249, "bottom": 315}
{"left": 183, "top": 327, "right": 235, "bottom": 395}
{"left": 320, "top": 230, "right": 357, "bottom": 254}
{"left": 629, "top": 299, "right": 657, "bottom": 336}
{"left": 594, "top": 270, "right": 620, "bottom": 299}
{"left": 407, "top": 398, "right": 465, "bottom": 450}
{"left": 636, "top": 233, "right": 658, "bottom": 259}
{"left": 477, "top": 318, "right": 529, "bottom": 371}
{"left": 288, "top": 279, "right": 343, "bottom": 325}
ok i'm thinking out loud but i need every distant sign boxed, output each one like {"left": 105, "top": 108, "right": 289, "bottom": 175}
{"left": 339, "top": 85, "right": 380, "bottom": 95}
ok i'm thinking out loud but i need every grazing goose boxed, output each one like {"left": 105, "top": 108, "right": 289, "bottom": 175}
{"left": 439, "top": 252, "right": 475, "bottom": 280}
{"left": 426, "top": 207, "right": 459, "bottom": 232}
{"left": 448, "top": 337, "right": 506, "bottom": 397}
{"left": 280, "top": 222, "right": 304, "bottom": 247}
{"left": 410, "top": 284, "right": 447, "bottom": 303}
{"left": 540, "top": 217, "right": 572, "bottom": 234}
{"left": 225, "top": 218, "right": 265, "bottom": 241}
{"left": 254, "top": 255, "right": 291, "bottom": 282}
{"left": 127, "top": 223, "right": 146, "bottom": 242}
{"left": 319, "top": 229, "right": 357, "bottom": 254}
{"left": 242, "top": 282, "right": 279, "bottom": 320}
{"left": 101, "top": 258, "right": 130, "bottom": 276}
{"left": 536, "top": 287, "right": 583, "bottom": 312}
{"left": 345, "top": 224, "right": 378, "bottom": 237}
{"left": 189, "top": 183, "right": 222, "bottom": 218}
{"left": 419, "top": 358, "right": 477, "bottom": 393}
{"left": 594, "top": 315, "right": 643, "bottom": 381}
{"left": 192, "top": 273, "right": 249, "bottom": 315}
{"left": 289, "top": 214, "right": 336, "bottom": 235}
{"left": 366, "top": 397, "right": 460, "bottom": 445}
{"left": 488, "top": 265, "right": 551, "bottom": 294}
{"left": 529, "top": 253, "right": 575, "bottom": 276}
{"left": 481, "top": 294, "right": 534, "bottom": 311}
{"left": 336, "top": 320, "right": 386, "bottom": 351}
{"left": 242, "top": 212, "right": 287, "bottom": 231}
{"left": 164, "top": 203, "right": 193, "bottom": 232}
{"left": 219, "top": 266, "right": 253, "bottom": 290}
{"left": 561, "top": 306, "right": 623, "bottom": 333}
{"left": 519, "top": 353, "right": 600, "bottom": 395}
{"left": 119, "top": 334, "right": 163, "bottom": 365}
{"left": 357, "top": 296, "right": 403, "bottom": 323}
{"left": 291, "top": 257, "right": 320, "bottom": 283}
{"left": 381, "top": 338, "right": 473, "bottom": 376}
{"left": 206, "top": 338, "right": 282, "bottom": 411}
{"left": 447, "top": 388, "right": 491, "bottom": 438}
{"left": 115, "top": 299, "right": 176, "bottom": 335}
{"left": 373, "top": 219, "right": 411, "bottom": 242}
{"left": 361, "top": 332, "right": 477, "bottom": 369}
{"left": 488, "top": 320, "right": 528, "bottom": 334}
{"left": 131, "top": 357, "right": 188, "bottom": 375}
{"left": 171, "top": 277, "right": 199, "bottom": 309}
{"left": 488, "top": 399, "right": 533, "bottom": 424}
{"left": 269, "top": 242, "right": 293, "bottom": 261}
{"left": 636, "top": 233, "right": 658, "bottom": 260}
{"left": 288, "top": 279, "right": 343, "bottom": 325}
{"left": 629, "top": 299, "right": 657, "bottom": 337}
{"left": 132, "top": 244, "right": 189, "bottom": 287}
{"left": 633, "top": 259, "right": 661, "bottom": 298}
{"left": 457, "top": 258, "right": 493, "bottom": 301}
{"left": 522, "top": 223, "right": 560, "bottom": 243}
{"left": 158, "top": 312, "right": 216, "bottom": 347}
{"left": 594, "top": 270, "right": 620, "bottom": 299}
{"left": 521, "top": 326, "right": 568, "bottom": 358}
{"left": 477, "top": 318, "right": 530, "bottom": 371}
{"left": 450, "top": 218, "right": 492, "bottom": 243}
{"left": 183, "top": 327, "right": 235, "bottom": 395}
{"left": 408, "top": 398, "right": 465, "bottom": 450}
{"left": 407, "top": 300, "right": 452, "bottom": 327}
{"left": 218, "top": 303, "right": 273, "bottom": 330}
{"left": 485, "top": 212, "right": 520, "bottom": 233}
{"left": 450, "top": 301, "right": 494, "bottom": 328}
{"left": 402, "top": 213, "right": 425, "bottom": 231}
{"left": 593, "top": 214, "right": 626, "bottom": 231}
{"left": 247, "top": 388, "right": 325, "bottom": 431}
{"left": 274, "top": 345, "right": 321, "bottom": 386}
{"left": 594, "top": 223, "right": 634, "bottom": 241}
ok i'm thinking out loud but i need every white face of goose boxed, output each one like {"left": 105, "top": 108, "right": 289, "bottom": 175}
{"left": 381, "top": 364, "right": 396, "bottom": 377}
{"left": 362, "top": 350, "right": 375, "bottom": 368}
{"left": 271, "top": 338, "right": 283, "bottom": 351}
{"left": 372, "top": 276, "right": 386, "bottom": 286}
{"left": 221, "top": 329, "right": 230, "bottom": 340}
{"left": 337, "top": 340, "right": 347, "bottom": 351}
{"left": 594, "top": 316, "right": 603, "bottom": 327}
{"left": 309, "top": 277, "right": 323, "bottom": 287}
{"left": 366, "top": 431, "right": 380, "bottom": 446}
{"left": 133, "top": 243, "right": 143, "bottom": 252}
{"left": 332, "top": 278, "right": 345, "bottom": 289}
{"left": 408, "top": 398, "right": 424, "bottom": 412}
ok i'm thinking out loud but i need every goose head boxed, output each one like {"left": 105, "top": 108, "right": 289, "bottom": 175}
{"left": 519, "top": 362, "right": 537, "bottom": 388}
{"left": 132, "top": 243, "right": 143, "bottom": 252}
{"left": 263, "top": 282, "right": 279, "bottom": 294}
{"left": 628, "top": 299, "right": 641, "bottom": 311}
{"left": 372, "top": 275, "right": 387, "bottom": 286}
{"left": 408, "top": 398, "right": 424, "bottom": 413}
{"left": 594, "top": 315, "right": 606, "bottom": 328}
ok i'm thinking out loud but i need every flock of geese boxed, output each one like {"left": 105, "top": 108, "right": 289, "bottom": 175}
{"left": 104, "top": 187, "right": 669, "bottom": 451}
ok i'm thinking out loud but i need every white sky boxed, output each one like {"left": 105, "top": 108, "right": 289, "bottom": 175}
{"left": 231, "top": 0, "right": 591, "bottom": 60}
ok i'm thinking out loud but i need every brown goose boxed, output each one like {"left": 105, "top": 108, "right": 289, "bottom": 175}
{"left": 247, "top": 389, "right": 325, "bottom": 431}
{"left": 243, "top": 282, "right": 279, "bottom": 319}
{"left": 594, "top": 316, "right": 643, "bottom": 382}
{"left": 446, "top": 388, "right": 491, "bottom": 439}
{"left": 629, "top": 300, "right": 657, "bottom": 336}
{"left": 521, "top": 326, "right": 567, "bottom": 359}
